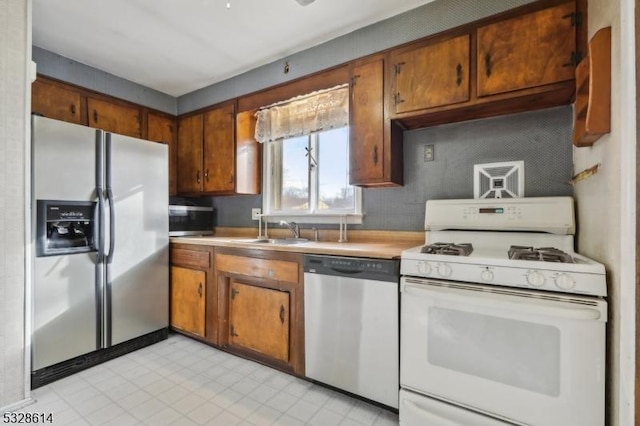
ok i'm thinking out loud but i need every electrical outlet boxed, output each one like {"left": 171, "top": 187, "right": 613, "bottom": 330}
{"left": 424, "top": 144, "right": 435, "bottom": 162}
{"left": 251, "top": 208, "right": 261, "bottom": 220}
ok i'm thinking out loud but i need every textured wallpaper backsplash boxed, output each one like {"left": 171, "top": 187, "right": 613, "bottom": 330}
{"left": 189, "top": 105, "right": 574, "bottom": 232}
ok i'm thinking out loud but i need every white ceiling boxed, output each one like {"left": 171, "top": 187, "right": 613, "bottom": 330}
{"left": 33, "top": 0, "right": 436, "bottom": 97}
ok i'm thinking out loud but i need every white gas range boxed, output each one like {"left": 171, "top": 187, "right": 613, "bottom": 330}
{"left": 399, "top": 197, "right": 607, "bottom": 426}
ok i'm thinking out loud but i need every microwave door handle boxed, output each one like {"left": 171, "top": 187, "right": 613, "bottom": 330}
{"left": 402, "top": 399, "right": 462, "bottom": 426}
{"left": 403, "top": 284, "right": 604, "bottom": 321}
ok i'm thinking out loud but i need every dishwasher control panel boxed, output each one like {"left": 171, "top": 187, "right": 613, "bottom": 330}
{"left": 304, "top": 255, "right": 399, "bottom": 282}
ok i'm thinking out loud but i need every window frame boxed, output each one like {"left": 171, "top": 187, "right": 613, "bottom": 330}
{"left": 262, "top": 128, "right": 363, "bottom": 225}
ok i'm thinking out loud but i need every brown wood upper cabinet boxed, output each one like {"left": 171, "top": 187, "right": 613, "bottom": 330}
{"left": 349, "top": 56, "right": 403, "bottom": 187}
{"left": 87, "top": 97, "right": 142, "bottom": 138}
{"left": 391, "top": 34, "right": 470, "bottom": 115}
{"left": 177, "top": 102, "right": 260, "bottom": 196}
{"left": 147, "top": 112, "right": 178, "bottom": 195}
{"left": 177, "top": 114, "right": 204, "bottom": 194}
{"left": 204, "top": 103, "right": 235, "bottom": 193}
{"left": 32, "top": 79, "right": 83, "bottom": 124}
{"left": 476, "top": 1, "right": 577, "bottom": 97}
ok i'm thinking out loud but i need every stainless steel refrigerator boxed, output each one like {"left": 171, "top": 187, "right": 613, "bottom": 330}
{"left": 31, "top": 116, "right": 169, "bottom": 387}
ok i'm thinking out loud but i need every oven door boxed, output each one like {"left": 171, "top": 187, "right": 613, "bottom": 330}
{"left": 400, "top": 277, "right": 606, "bottom": 426}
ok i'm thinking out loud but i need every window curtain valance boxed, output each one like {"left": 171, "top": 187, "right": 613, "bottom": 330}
{"left": 255, "top": 84, "right": 349, "bottom": 143}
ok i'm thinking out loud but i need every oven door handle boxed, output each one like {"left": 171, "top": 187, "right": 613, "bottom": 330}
{"left": 402, "top": 399, "right": 462, "bottom": 426}
{"left": 403, "top": 284, "right": 604, "bottom": 321}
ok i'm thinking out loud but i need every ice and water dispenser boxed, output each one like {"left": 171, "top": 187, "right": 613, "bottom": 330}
{"left": 36, "top": 200, "right": 97, "bottom": 257}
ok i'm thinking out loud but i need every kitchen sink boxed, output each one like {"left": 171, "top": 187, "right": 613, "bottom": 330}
{"left": 235, "top": 238, "right": 309, "bottom": 245}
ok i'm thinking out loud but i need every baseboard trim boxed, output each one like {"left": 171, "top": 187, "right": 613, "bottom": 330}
{"left": 31, "top": 328, "right": 168, "bottom": 389}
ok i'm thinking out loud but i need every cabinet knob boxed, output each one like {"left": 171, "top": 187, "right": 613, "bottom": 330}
{"left": 196, "top": 170, "right": 201, "bottom": 184}
{"left": 198, "top": 282, "right": 203, "bottom": 297}
{"left": 93, "top": 110, "right": 98, "bottom": 122}
{"left": 279, "top": 305, "right": 285, "bottom": 324}
{"left": 372, "top": 145, "right": 378, "bottom": 165}
{"left": 456, "top": 63, "right": 463, "bottom": 86}
{"left": 268, "top": 269, "right": 275, "bottom": 278}
{"left": 205, "top": 169, "right": 209, "bottom": 182}
{"left": 70, "top": 104, "right": 76, "bottom": 115}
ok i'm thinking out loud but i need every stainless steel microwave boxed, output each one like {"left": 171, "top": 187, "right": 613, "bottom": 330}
{"left": 169, "top": 205, "right": 214, "bottom": 236}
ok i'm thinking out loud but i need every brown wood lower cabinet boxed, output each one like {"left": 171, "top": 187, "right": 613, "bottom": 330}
{"left": 170, "top": 244, "right": 218, "bottom": 344}
{"left": 216, "top": 248, "right": 304, "bottom": 376}
{"left": 171, "top": 266, "right": 206, "bottom": 337}
{"left": 228, "top": 280, "right": 290, "bottom": 363}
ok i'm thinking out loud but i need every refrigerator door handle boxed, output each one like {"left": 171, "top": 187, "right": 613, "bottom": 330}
{"left": 95, "top": 129, "right": 106, "bottom": 349}
{"left": 106, "top": 188, "right": 115, "bottom": 264}
{"left": 105, "top": 133, "right": 116, "bottom": 265}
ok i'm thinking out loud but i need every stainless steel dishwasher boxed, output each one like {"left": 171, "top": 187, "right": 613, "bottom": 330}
{"left": 304, "top": 254, "right": 399, "bottom": 409}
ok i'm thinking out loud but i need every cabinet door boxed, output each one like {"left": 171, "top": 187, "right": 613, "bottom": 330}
{"left": 393, "top": 34, "right": 470, "bottom": 114}
{"left": 171, "top": 266, "right": 206, "bottom": 337}
{"left": 87, "top": 98, "right": 141, "bottom": 138}
{"left": 203, "top": 103, "right": 235, "bottom": 193}
{"left": 32, "top": 79, "right": 83, "bottom": 124}
{"left": 228, "top": 280, "right": 290, "bottom": 363}
{"left": 350, "top": 58, "right": 403, "bottom": 187}
{"left": 350, "top": 59, "right": 385, "bottom": 183}
{"left": 477, "top": 2, "right": 576, "bottom": 97}
{"left": 177, "top": 114, "right": 204, "bottom": 194}
{"left": 148, "top": 113, "right": 177, "bottom": 195}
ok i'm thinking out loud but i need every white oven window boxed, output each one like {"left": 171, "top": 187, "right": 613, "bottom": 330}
{"left": 427, "top": 307, "right": 560, "bottom": 396}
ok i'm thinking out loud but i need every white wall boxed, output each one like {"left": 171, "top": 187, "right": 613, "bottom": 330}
{"left": 573, "top": 0, "right": 636, "bottom": 424}
{"left": 0, "top": 0, "right": 30, "bottom": 411}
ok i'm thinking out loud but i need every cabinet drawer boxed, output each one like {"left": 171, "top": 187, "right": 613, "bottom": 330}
{"left": 217, "top": 254, "right": 299, "bottom": 284}
{"left": 171, "top": 247, "right": 211, "bottom": 269}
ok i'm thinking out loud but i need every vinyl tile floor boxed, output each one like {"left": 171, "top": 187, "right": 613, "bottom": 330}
{"left": 17, "top": 333, "right": 399, "bottom": 425}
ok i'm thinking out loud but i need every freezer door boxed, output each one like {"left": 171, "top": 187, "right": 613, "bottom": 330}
{"left": 31, "top": 116, "right": 103, "bottom": 369}
{"left": 105, "top": 133, "right": 169, "bottom": 346}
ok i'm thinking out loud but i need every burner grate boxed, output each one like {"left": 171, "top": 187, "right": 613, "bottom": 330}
{"left": 508, "top": 246, "right": 574, "bottom": 263}
{"left": 421, "top": 242, "right": 473, "bottom": 256}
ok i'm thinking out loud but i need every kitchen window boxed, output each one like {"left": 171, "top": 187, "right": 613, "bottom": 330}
{"left": 256, "top": 85, "right": 362, "bottom": 224}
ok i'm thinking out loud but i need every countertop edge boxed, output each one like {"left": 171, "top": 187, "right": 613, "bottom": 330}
{"left": 170, "top": 236, "right": 420, "bottom": 259}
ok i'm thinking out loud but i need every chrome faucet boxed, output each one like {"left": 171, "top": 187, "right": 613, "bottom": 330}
{"left": 279, "top": 220, "right": 300, "bottom": 239}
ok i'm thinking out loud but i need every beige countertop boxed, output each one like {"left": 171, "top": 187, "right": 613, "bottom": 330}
{"left": 171, "top": 229, "right": 423, "bottom": 259}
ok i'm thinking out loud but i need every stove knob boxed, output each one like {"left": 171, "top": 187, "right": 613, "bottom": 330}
{"left": 438, "top": 263, "right": 452, "bottom": 278}
{"left": 554, "top": 273, "right": 576, "bottom": 290}
{"left": 526, "top": 271, "right": 546, "bottom": 287}
{"left": 417, "top": 261, "right": 431, "bottom": 275}
{"left": 481, "top": 269, "right": 494, "bottom": 282}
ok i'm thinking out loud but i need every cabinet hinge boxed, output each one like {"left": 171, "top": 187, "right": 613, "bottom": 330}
{"left": 230, "top": 325, "right": 239, "bottom": 337}
{"left": 562, "top": 11, "right": 582, "bottom": 27}
{"left": 231, "top": 288, "right": 239, "bottom": 299}
{"left": 394, "top": 62, "right": 405, "bottom": 75}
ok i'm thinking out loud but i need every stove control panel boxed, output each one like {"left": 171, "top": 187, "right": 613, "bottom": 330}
{"left": 400, "top": 257, "right": 606, "bottom": 297}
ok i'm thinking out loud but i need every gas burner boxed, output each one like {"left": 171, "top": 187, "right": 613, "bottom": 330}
{"left": 421, "top": 242, "right": 473, "bottom": 256}
{"left": 508, "top": 246, "right": 574, "bottom": 263}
